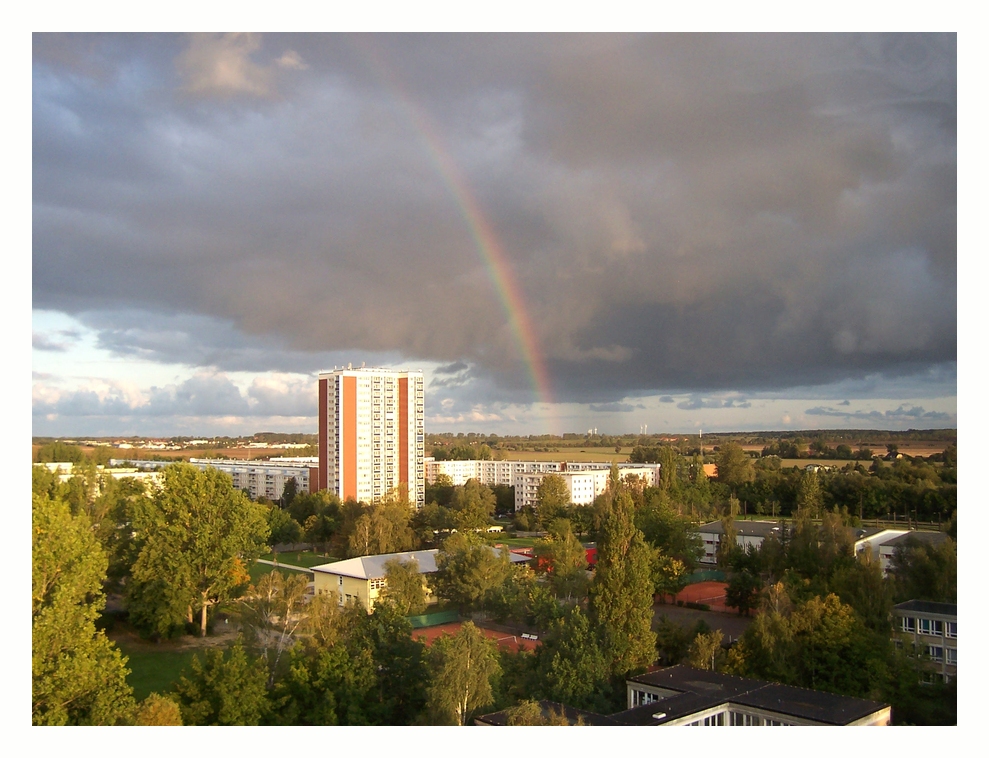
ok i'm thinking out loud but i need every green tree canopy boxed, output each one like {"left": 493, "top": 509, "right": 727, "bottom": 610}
{"left": 32, "top": 491, "right": 135, "bottom": 725}
{"left": 536, "top": 473, "right": 571, "bottom": 528}
{"left": 715, "top": 442, "right": 755, "bottom": 489}
{"left": 588, "top": 486, "right": 658, "bottom": 678}
{"left": 128, "top": 463, "right": 270, "bottom": 637}
{"left": 424, "top": 622, "right": 500, "bottom": 725}
{"left": 430, "top": 532, "right": 512, "bottom": 613}
{"left": 381, "top": 557, "right": 428, "bottom": 616}
{"left": 172, "top": 641, "right": 270, "bottom": 725}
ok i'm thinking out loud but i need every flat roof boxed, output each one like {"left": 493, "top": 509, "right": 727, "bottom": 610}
{"left": 894, "top": 599, "right": 957, "bottom": 616}
{"left": 884, "top": 531, "right": 950, "bottom": 548}
{"left": 312, "top": 547, "right": 530, "bottom": 580}
{"left": 697, "top": 521, "right": 788, "bottom": 538}
{"left": 625, "top": 666, "right": 888, "bottom": 725}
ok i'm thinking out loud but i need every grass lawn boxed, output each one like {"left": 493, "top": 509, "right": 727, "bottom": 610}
{"left": 496, "top": 536, "right": 539, "bottom": 548}
{"left": 261, "top": 550, "right": 336, "bottom": 568}
{"left": 116, "top": 640, "right": 199, "bottom": 701}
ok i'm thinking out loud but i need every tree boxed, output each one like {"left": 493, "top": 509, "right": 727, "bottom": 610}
{"left": 725, "top": 570, "right": 762, "bottom": 616}
{"left": 36, "top": 440, "right": 85, "bottom": 463}
{"left": 267, "top": 504, "right": 303, "bottom": 546}
{"left": 32, "top": 491, "right": 135, "bottom": 725}
{"left": 128, "top": 463, "right": 270, "bottom": 637}
{"left": 235, "top": 570, "right": 312, "bottom": 687}
{"left": 796, "top": 470, "right": 824, "bottom": 518}
{"left": 132, "top": 693, "right": 183, "bottom": 725}
{"left": 450, "top": 478, "right": 496, "bottom": 531}
{"left": 172, "top": 641, "right": 270, "bottom": 725}
{"left": 588, "top": 486, "right": 657, "bottom": 678}
{"left": 688, "top": 629, "right": 725, "bottom": 672}
{"left": 536, "top": 474, "right": 571, "bottom": 528}
{"left": 533, "top": 519, "right": 589, "bottom": 603}
{"left": 538, "top": 608, "right": 612, "bottom": 712}
{"left": 504, "top": 700, "right": 576, "bottom": 725}
{"left": 381, "top": 557, "right": 427, "bottom": 616}
{"left": 430, "top": 532, "right": 512, "bottom": 613}
{"left": 715, "top": 442, "right": 754, "bottom": 489}
{"left": 890, "top": 536, "right": 956, "bottom": 603}
{"left": 424, "top": 622, "right": 500, "bottom": 725}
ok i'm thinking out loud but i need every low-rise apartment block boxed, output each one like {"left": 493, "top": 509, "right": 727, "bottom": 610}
{"left": 893, "top": 600, "right": 957, "bottom": 682}
{"left": 425, "top": 458, "right": 661, "bottom": 510}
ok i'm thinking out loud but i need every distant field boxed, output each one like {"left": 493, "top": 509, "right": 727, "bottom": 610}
{"left": 31, "top": 444, "right": 308, "bottom": 462}
{"left": 498, "top": 448, "right": 629, "bottom": 463}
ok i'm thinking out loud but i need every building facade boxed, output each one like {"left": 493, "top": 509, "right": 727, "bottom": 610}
{"left": 893, "top": 600, "right": 957, "bottom": 682}
{"left": 425, "top": 458, "right": 661, "bottom": 510}
{"left": 189, "top": 458, "right": 317, "bottom": 501}
{"left": 318, "top": 367, "right": 425, "bottom": 507}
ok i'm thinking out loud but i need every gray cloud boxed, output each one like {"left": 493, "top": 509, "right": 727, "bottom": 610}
{"left": 33, "top": 33, "right": 956, "bottom": 409}
{"left": 588, "top": 402, "right": 638, "bottom": 413}
{"left": 805, "top": 404, "right": 951, "bottom": 422}
{"left": 677, "top": 395, "right": 752, "bottom": 411}
{"left": 33, "top": 332, "right": 68, "bottom": 352}
{"left": 659, "top": 396, "right": 675, "bottom": 404}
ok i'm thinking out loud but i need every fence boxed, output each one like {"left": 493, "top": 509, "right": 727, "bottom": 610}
{"left": 407, "top": 610, "right": 459, "bottom": 628}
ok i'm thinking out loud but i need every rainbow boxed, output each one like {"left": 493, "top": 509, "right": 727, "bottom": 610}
{"left": 353, "top": 39, "right": 558, "bottom": 431}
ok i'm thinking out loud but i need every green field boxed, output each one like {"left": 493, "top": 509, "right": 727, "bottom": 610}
{"left": 116, "top": 640, "right": 198, "bottom": 701}
{"left": 498, "top": 448, "right": 629, "bottom": 463}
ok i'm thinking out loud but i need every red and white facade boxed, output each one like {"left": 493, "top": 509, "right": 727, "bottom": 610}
{"left": 318, "top": 367, "right": 425, "bottom": 507}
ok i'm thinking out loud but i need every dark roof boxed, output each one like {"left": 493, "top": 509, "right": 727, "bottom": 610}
{"left": 696, "top": 521, "right": 787, "bottom": 539}
{"left": 625, "top": 666, "right": 888, "bottom": 726}
{"left": 478, "top": 666, "right": 890, "bottom": 726}
{"left": 894, "top": 599, "right": 957, "bottom": 617}
{"left": 475, "top": 700, "right": 613, "bottom": 726}
{"left": 730, "top": 682, "right": 886, "bottom": 726}
{"left": 884, "top": 531, "right": 949, "bottom": 548}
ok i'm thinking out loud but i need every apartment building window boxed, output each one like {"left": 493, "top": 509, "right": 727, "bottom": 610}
{"left": 946, "top": 621, "right": 957, "bottom": 638}
{"left": 901, "top": 616, "right": 916, "bottom": 633}
{"left": 946, "top": 648, "right": 956, "bottom": 666}
{"left": 927, "top": 645, "right": 944, "bottom": 661}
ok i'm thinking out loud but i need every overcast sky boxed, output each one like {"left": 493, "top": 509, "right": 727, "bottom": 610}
{"left": 32, "top": 32, "right": 957, "bottom": 438}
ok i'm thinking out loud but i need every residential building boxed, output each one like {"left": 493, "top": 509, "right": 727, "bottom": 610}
{"left": 425, "top": 458, "right": 661, "bottom": 510}
{"left": 696, "top": 520, "right": 789, "bottom": 565}
{"left": 33, "top": 461, "right": 162, "bottom": 491}
{"left": 189, "top": 458, "right": 317, "bottom": 501}
{"left": 311, "top": 548, "right": 531, "bottom": 611}
{"left": 318, "top": 367, "right": 425, "bottom": 507}
{"left": 893, "top": 600, "right": 957, "bottom": 682}
{"left": 477, "top": 665, "right": 890, "bottom": 726}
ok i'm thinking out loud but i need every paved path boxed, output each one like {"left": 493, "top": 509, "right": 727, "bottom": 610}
{"left": 255, "top": 559, "right": 313, "bottom": 573}
{"left": 653, "top": 604, "right": 754, "bottom": 644}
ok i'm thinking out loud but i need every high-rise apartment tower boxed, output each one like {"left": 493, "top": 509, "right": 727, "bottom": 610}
{"left": 317, "top": 367, "right": 425, "bottom": 507}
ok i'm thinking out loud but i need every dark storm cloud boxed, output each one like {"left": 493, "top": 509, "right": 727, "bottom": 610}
{"left": 33, "top": 33, "right": 955, "bottom": 405}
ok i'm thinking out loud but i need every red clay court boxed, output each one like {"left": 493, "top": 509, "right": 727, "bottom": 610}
{"left": 666, "top": 581, "right": 729, "bottom": 613}
{"left": 412, "top": 622, "right": 539, "bottom": 652}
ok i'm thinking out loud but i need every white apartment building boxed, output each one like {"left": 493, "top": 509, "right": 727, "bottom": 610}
{"left": 318, "top": 367, "right": 425, "bottom": 507}
{"left": 189, "top": 458, "right": 317, "bottom": 502}
{"left": 425, "top": 458, "right": 661, "bottom": 510}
